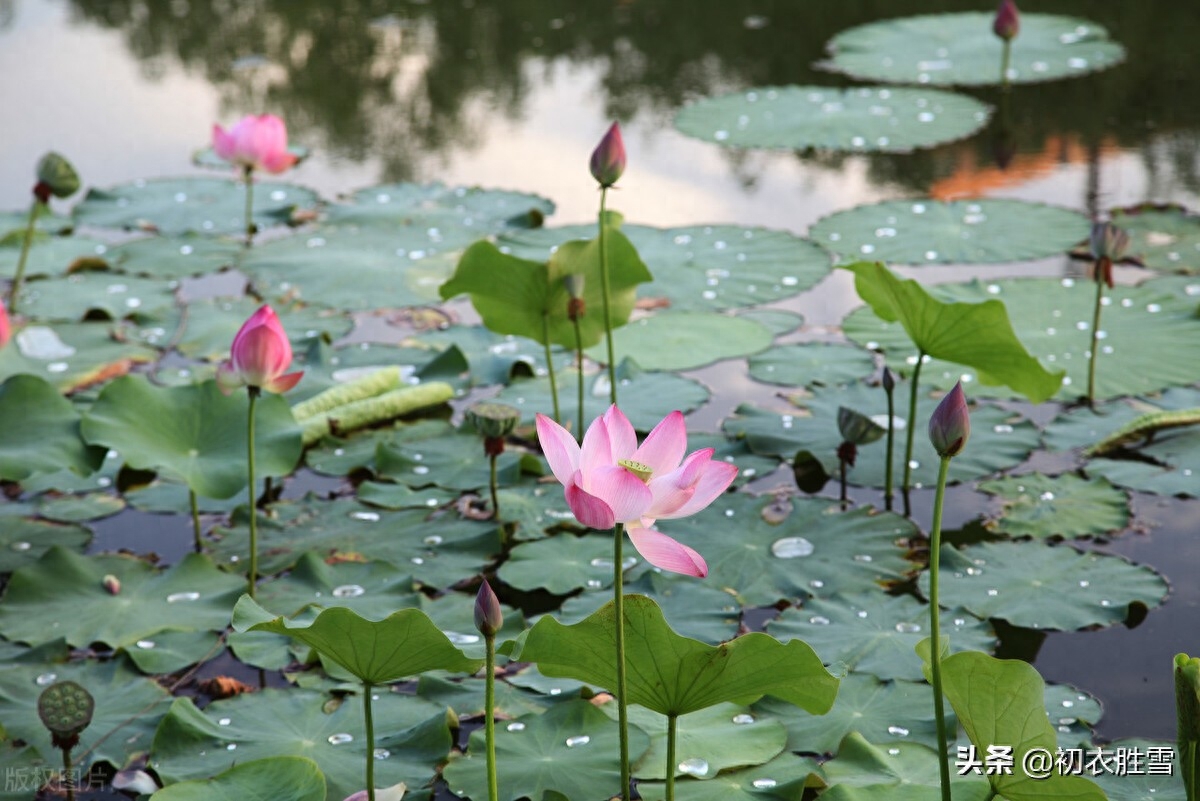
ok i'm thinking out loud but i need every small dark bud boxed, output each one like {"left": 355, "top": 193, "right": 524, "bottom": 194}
{"left": 928, "top": 382, "right": 970, "bottom": 458}
{"left": 474, "top": 579, "right": 503, "bottom": 637}
{"left": 881, "top": 367, "right": 896, "bottom": 393}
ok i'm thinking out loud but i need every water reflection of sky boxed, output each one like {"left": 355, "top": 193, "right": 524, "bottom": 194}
{"left": 4, "top": 0, "right": 1200, "bottom": 742}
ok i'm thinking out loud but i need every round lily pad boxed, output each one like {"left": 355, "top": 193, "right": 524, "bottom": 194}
{"left": 636, "top": 752, "right": 821, "bottom": 801}
{"left": 843, "top": 277, "right": 1200, "bottom": 400}
{"left": 36, "top": 492, "right": 125, "bottom": 523}
{"left": 979, "top": 473, "right": 1129, "bottom": 539}
{"left": 254, "top": 552, "right": 422, "bottom": 621}
{"left": 20, "top": 270, "right": 177, "bottom": 322}
{"left": 73, "top": 177, "right": 318, "bottom": 236}
{"left": 174, "top": 297, "right": 351, "bottom": 363}
{"left": 823, "top": 13, "right": 1125, "bottom": 86}
{"left": 1109, "top": 204, "right": 1200, "bottom": 275}
{"left": 329, "top": 181, "right": 554, "bottom": 231}
{"left": 769, "top": 592, "right": 994, "bottom": 682}
{"left": 675, "top": 85, "right": 991, "bottom": 153}
{"left": 499, "top": 534, "right": 617, "bottom": 595}
{"left": 0, "top": 235, "right": 110, "bottom": 282}
{"left": 748, "top": 343, "right": 877, "bottom": 388}
{"left": 815, "top": 733, "right": 992, "bottom": 801}
{"left": 501, "top": 222, "right": 831, "bottom": 312}
{"left": 107, "top": 234, "right": 244, "bottom": 279}
{"left": 374, "top": 423, "right": 524, "bottom": 492}
{"left": 809, "top": 199, "right": 1090, "bottom": 265}
{"left": 919, "top": 541, "right": 1168, "bottom": 630}
{"left": 0, "top": 373, "right": 105, "bottom": 481}
{"left": 663, "top": 494, "right": 919, "bottom": 607}
{"left": 0, "top": 516, "right": 91, "bottom": 572}
{"left": 123, "top": 629, "right": 222, "bottom": 674}
{"left": 0, "top": 321, "right": 159, "bottom": 392}
{"left": 585, "top": 311, "right": 773, "bottom": 371}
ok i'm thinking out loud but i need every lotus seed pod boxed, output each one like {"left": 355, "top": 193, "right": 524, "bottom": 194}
{"left": 37, "top": 680, "right": 94, "bottom": 748}
{"left": 467, "top": 402, "right": 520, "bottom": 441}
{"left": 35, "top": 152, "right": 81, "bottom": 199}
{"left": 837, "top": 406, "right": 886, "bottom": 446}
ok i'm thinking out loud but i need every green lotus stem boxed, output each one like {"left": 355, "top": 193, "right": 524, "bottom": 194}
{"left": 62, "top": 745, "right": 74, "bottom": 801}
{"left": 573, "top": 316, "right": 585, "bottom": 442}
{"left": 243, "top": 165, "right": 255, "bottom": 247}
{"left": 542, "top": 313, "right": 561, "bottom": 424}
{"left": 246, "top": 388, "right": 260, "bottom": 599}
{"left": 598, "top": 187, "right": 618, "bottom": 406}
{"left": 363, "top": 681, "right": 377, "bottom": 801}
{"left": 613, "top": 521, "right": 631, "bottom": 801}
{"left": 485, "top": 632, "right": 499, "bottom": 801}
{"left": 189, "top": 489, "right": 202, "bottom": 553}
{"left": 10, "top": 198, "right": 41, "bottom": 313}
{"left": 489, "top": 453, "right": 500, "bottom": 519}
{"left": 839, "top": 455, "right": 849, "bottom": 511}
{"left": 665, "top": 714, "right": 678, "bottom": 801}
{"left": 884, "top": 382, "right": 896, "bottom": 512}
{"left": 902, "top": 351, "right": 926, "bottom": 516}
{"left": 1000, "top": 39, "right": 1012, "bottom": 91}
{"left": 1087, "top": 278, "right": 1105, "bottom": 407}
{"left": 929, "top": 455, "right": 953, "bottom": 801}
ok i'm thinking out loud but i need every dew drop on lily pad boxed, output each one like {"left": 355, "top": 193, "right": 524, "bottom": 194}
{"left": 732, "top": 713, "right": 756, "bottom": 724}
{"left": 895, "top": 621, "right": 921, "bottom": 633}
{"left": 167, "top": 591, "right": 201, "bottom": 603}
{"left": 35, "top": 672, "right": 57, "bottom": 686}
{"left": 752, "top": 778, "right": 778, "bottom": 790}
{"left": 11, "top": 541, "right": 31, "bottom": 552}
{"left": 771, "top": 536, "right": 815, "bottom": 558}
{"left": 506, "top": 722, "right": 526, "bottom": 732}
{"left": 887, "top": 725, "right": 910, "bottom": 736}
{"left": 678, "top": 758, "right": 710, "bottom": 777}
{"left": 374, "top": 748, "right": 391, "bottom": 760}
{"left": 136, "top": 640, "right": 156, "bottom": 649}
{"left": 351, "top": 511, "right": 381, "bottom": 522}
{"left": 332, "top": 584, "right": 365, "bottom": 598}
{"left": 443, "top": 631, "right": 480, "bottom": 645}
{"left": 564, "top": 735, "right": 590, "bottom": 747}
{"left": 328, "top": 733, "right": 354, "bottom": 745}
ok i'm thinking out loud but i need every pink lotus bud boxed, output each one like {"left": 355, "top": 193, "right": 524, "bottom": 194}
{"left": 0, "top": 298, "right": 10, "bottom": 349}
{"left": 993, "top": 0, "right": 1020, "bottom": 41}
{"left": 928, "top": 382, "right": 970, "bottom": 458}
{"left": 212, "top": 114, "right": 298, "bottom": 175}
{"left": 216, "top": 305, "right": 303, "bottom": 395}
{"left": 474, "top": 579, "right": 503, "bottom": 637}
{"left": 102, "top": 574, "right": 121, "bottom": 595}
{"left": 589, "top": 122, "right": 626, "bottom": 188}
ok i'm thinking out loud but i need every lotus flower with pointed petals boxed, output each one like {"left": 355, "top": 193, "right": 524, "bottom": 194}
{"left": 217, "top": 304, "right": 303, "bottom": 395}
{"left": 212, "top": 114, "right": 297, "bottom": 175}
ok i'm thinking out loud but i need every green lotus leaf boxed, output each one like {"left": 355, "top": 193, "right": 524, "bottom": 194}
{"left": 35, "top": 492, "right": 124, "bottom": 523}
{"left": 926, "top": 649, "right": 1106, "bottom": 800}
{"left": 842, "top": 261, "right": 1063, "bottom": 402}
{"left": 748, "top": 343, "right": 877, "bottom": 389}
{"left": 124, "top": 629, "right": 222, "bottom": 674}
{"left": 0, "top": 547, "right": 245, "bottom": 648}
{"left": 1086, "top": 738, "right": 1186, "bottom": 801}
{"left": 823, "top": 13, "right": 1124, "bottom": 86}
{"left": 106, "top": 233, "right": 243, "bottom": 279}
{"left": 584, "top": 311, "right": 774, "bottom": 371}
{"left": 815, "top": 732, "right": 992, "bottom": 801}
{"left": 82, "top": 376, "right": 303, "bottom": 499}
{"left": 1110, "top": 204, "right": 1200, "bottom": 275}
{"left": 769, "top": 592, "right": 994, "bottom": 682}
{"left": 636, "top": 752, "right": 822, "bottom": 801}
{"left": 979, "top": 473, "right": 1129, "bottom": 539}
{"left": 810, "top": 199, "right": 1089, "bottom": 265}
{"left": 20, "top": 269, "right": 177, "bottom": 323}
{"left": 442, "top": 699, "right": 651, "bottom": 801}
{"left": 0, "top": 234, "right": 109, "bottom": 283}
{"left": 0, "top": 321, "right": 159, "bottom": 392}
{"left": 676, "top": 85, "right": 990, "bottom": 153}
{"left": 73, "top": 177, "right": 317, "bottom": 236}
{"left": 149, "top": 756, "right": 326, "bottom": 801}
{"left": 919, "top": 541, "right": 1168, "bottom": 630}
{"left": 0, "top": 515, "right": 91, "bottom": 572}
{"left": 506, "top": 594, "right": 838, "bottom": 718}
{"left": 0, "top": 374, "right": 105, "bottom": 480}
{"left": 499, "top": 534, "right": 618, "bottom": 595}
{"left": 174, "top": 297, "right": 351, "bottom": 363}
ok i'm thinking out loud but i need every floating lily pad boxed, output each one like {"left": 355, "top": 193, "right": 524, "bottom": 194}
{"left": 754, "top": 673, "right": 944, "bottom": 754}
{"left": 979, "top": 473, "right": 1129, "bottom": 539}
{"left": 723, "top": 387, "right": 1039, "bottom": 490}
{"left": 0, "top": 517, "right": 91, "bottom": 572}
{"left": 770, "top": 592, "right": 994, "bottom": 682}
{"left": 843, "top": 276, "right": 1200, "bottom": 400}
{"left": 1087, "top": 739, "right": 1186, "bottom": 801}
{"left": 0, "top": 208, "right": 72, "bottom": 237}
{"left": 1044, "top": 684, "right": 1103, "bottom": 749}
{"left": 150, "top": 756, "right": 327, "bottom": 801}
{"left": 816, "top": 732, "right": 992, "bottom": 801}
{"left": 656, "top": 495, "right": 917, "bottom": 606}
{"left": 107, "top": 234, "right": 245, "bottom": 279}
{"left": 920, "top": 541, "right": 1168, "bottom": 630}
{"left": 0, "top": 235, "right": 110, "bottom": 283}
{"left": 585, "top": 312, "right": 773, "bottom": 371}
{"left": 636, "top": 752, "right": 821, "bottom": 801}
{"left": 375, "top": 422, "right": 524, "bottom": 492}
{"left": 748, "top": 343, "right": 877, "bottom": 388}
{"left": 175, "top": 297, "right": 351, "bottom": 363}
{"left": 686, "top": 433, "right": 782, "bottom": 489}
{"left": 123, "top": 477, "right": 245, "bottom": 515}
{"left": 0, "top": 547, "right": 245, "bottom": 649}
{"left": 123, "top": 629, "right": 222, "bottom": 674}
{"left": 73, "top": 177, "right": 318, "bottom": 236}
{"left": 82, "top": 377, "right": 303, "bottom": 499}
{"left": 675, "top": 85, "right": 991, "bottom": 153}
{"left": 357, "top": 481, "right": 458, "bottom": 512}
{"left": 823, "top": 13, "right": 1125, "bottom": 86}
{"left": 493, "top": 362, "right": 710, "bottom": 433}
{"left": 416, "top": 673, "right": 550, "bottom": 721}
{"left": 0, "top": 658, "right": 172, "bottom": 771}
{"left": 0, "top": 321, "right": 159, "bottom": 392}
{"left": 0, "top": 374, "right": 105, "bottom": 480}
{"left": 614, "top": 703, "right": 787, "bottom": 781}
{"left": 0, "top": 744, "right": 51, "bottom": 801}
{"left": 208, "top": 499, "right": 500, "bottom": 585}
{"left": 501, "top": 223, "right": 831, "bottom": 312}
{"left": 254, "top": 552, "right": 421, "bottom": 620}
{"left": 1110, "top": 204, "right": 1200, "bottom": 275}
{"left": 36, "top": 492, "right": 125, "bottom": 523}
{"left": 810, "top": 199, "right": 1089, "bottom": 265}
{"left": 329, "top": 181, "right": 554, "bottom": 232}
{"left": 153, "top": 689, "right": 450, "bottom": 801}
{"left": 20, "top": 269, "right": 177, "bottom": 323}
{"left": 499, "top": 534, "right": 617, "bottom": 595}
{"left": 442, "top": 699, "right": 651, "bottom": 801}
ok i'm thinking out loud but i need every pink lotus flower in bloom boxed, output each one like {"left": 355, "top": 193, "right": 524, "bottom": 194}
{"left": 217, "top": 305, "right": 303, "bottom": 394}
{"left": 589, "top": 122, "right": 626, "bottom": 188}
{"left": 212, "top": 114, "right": 297, "bottom": 174}
{"left": 992, "top": 0, "right": 1020, "bottom": 41}
{"left": 536, "top": 406, "right": 737, "bottom": 577}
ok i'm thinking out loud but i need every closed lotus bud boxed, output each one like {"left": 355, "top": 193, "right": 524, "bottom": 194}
{"left": 992, "top": 0, "right": 1020, "bottom": 41}
{"left": 881, "top": 366, "right": 895, "bottom": 394}
{"left": 928, "top": 381, "right": 970, "bottom": 458}
{"left": 38, "top": 680, "right": 95, "bottom": 749}
{"left": 102, "top": 574, "right": 121, "bottom": 595}
{"left": 474, "top": 579, "right": 503, "bottom": 637}
{"left": 1090, "top": 221, "right": 1130, "bottom": 263}
{"left": 35, "top": 152, "right": 81, "bottom": 200}
{"left": 589, "top": 122, "right": 626, "bottom": 188}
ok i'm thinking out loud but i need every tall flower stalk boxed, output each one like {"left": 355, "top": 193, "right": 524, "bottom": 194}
{"left": 475, "top": 581, "right": 504, "bottom": 801}
{"left": 212, "top": 114, "right": 297, "bottom": 246}
{"left": 466, "top": 402, "right": 520, "bottom": 520}
{"left": 540, "top": 313, "right": 561, "bottom": 424}
{"left": 217, "top": 305, "right": 303, "bottom": 598}
{"left": 536, "top": 407, "right": 736, "bottom": 801}
{"left": 902, "top": 350, "right": 927, "bottom": 517}
{"left": 881, "top": 367, "right": 897, "bottom": 511}
{"left": 565, "top": 273, "right": 587, "bottom": 441}
{"left": 1086, "top": 221, "right": 1129, "bottom": 407}
{"left": 10, "top": 153, "right": 80, "bottom": 313}
{"left": 590, "top": 122, "right": 626, "bottom": 406}
{"left": 926, "top": 382, "right": 971, "bottom": 801}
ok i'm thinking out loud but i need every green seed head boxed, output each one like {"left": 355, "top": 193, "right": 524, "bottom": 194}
{"left": 619, "top": 459, "right": 653, "bottom": 483}
{"left": 466, "top": 402, "right": 521, "bottom": 440}
{"left": 35, "top": 152, "right": 81, "bottom": 199}
{"left": 38, "top": 680, "right": 94, "bottom": 743}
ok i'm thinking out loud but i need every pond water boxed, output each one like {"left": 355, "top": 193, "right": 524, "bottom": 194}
{"left": 4, "top": 0, "right": 1200, "bottom": 759}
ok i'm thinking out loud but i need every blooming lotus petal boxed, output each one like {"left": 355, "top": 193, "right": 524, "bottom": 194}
{"left": 0, "top": 298, "right": 10, "bottom": 349}
{"left": 211, "top": 114, "right": 296, "bottom": 175}
{"left": 536, "top": 413, "right": 580, "bottom": 486}
{"left": 566, "top": 480, "right": 615, "bottom": 530}
{"left": 662, "top": 453, "right": 738, "bottom": 519}
{"left": 579, "top": 413, "right": 615, "bottom": 476}
{"left": 212, "top": 124, "right": 237, "bottom": 162}
{"left": 264, "top": 371, "right": 304, "bottom": 394}
{"left": 627, "top": 526, "right": 708, "bottom": 577}
{"left": 633, "top": 410, "right": 686, "bottom": 475}
{"left": 584, "top": 465, "right": 653, "bottom": 524}
{"left": 602, "top": 405, "right": 638, "bottom": 461}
